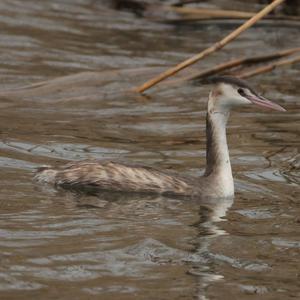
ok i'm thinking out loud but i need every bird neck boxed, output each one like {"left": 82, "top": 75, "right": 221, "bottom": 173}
{"left": 204, "top": 110, "right": 234, "bottom": 197}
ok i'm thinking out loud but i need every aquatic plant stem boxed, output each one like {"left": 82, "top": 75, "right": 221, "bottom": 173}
{"left": 168, "top": 6, "right": 254, "bottom": 19}
{"left": 238, "top": 55, "right": 300, "bottom": 78}
{"left": 187, "top": 47, "right": 300, "bottom": 81}
{"left": 134, "top": 0, "right": 286, "bottom": 93}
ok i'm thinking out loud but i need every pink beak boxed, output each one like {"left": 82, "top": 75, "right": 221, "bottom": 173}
{"left": 246, "top": 94, "right": 286, "bottom": 112}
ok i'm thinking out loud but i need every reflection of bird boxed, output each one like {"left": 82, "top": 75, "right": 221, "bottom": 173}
{"left": 35, "top": 76, "right": 285, "bottom": 198}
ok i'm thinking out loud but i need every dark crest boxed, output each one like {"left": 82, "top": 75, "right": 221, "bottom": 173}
{"left": 207, "top": 76, "right": 258, "bottom": 96}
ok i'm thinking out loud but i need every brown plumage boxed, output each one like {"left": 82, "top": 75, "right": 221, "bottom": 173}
{"left": 35, "top": 160, "right": 198, "bottom": 197}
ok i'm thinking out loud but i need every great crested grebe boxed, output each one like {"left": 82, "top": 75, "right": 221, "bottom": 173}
{"left": 35, "top": 76, "right": 285, "bottom": 198}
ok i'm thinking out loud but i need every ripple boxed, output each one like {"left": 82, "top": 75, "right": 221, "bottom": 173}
{"left": 272, "top": 238, "right": 300, "bottom": 249}
{"left": 0, "top": 273, "right": 44, "bottom": 291}
{"left": 0, "top": 0, "right": 299, "bottom": 299}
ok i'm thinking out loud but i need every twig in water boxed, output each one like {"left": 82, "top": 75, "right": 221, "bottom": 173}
{"left": 167, "top": 6, "right": 254, "bottom": 19}
{"left": 134, "top": 0, "right": 285, "bottom": 93}
{"left": 237, "top": 55, "right": 300, "bottom": 78}
{"left": 188, "top": 47, "right": 300, "bottom": 81}
{"left": 165, "top": 5, "right": 300, "bottom": 21}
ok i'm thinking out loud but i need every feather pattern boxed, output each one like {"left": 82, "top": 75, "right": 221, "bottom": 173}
{"left": 35, "top": 160, "right": 195, "bottom": 196}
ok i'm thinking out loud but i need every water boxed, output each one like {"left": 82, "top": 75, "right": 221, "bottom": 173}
{"left": 0, "top": 0, "right": 299, "bottom": 299}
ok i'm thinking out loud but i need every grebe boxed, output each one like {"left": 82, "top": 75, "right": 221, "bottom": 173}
{"left": 35, "top": 76, "right": 285, "bottom": 198}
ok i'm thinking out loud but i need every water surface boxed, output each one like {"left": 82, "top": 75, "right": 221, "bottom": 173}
{"left": 0, "top": 1, "right": 299, "bottom": 299}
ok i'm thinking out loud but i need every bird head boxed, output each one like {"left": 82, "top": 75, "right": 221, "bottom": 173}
{"left": 208, "top": 76, "right": 286, "bottom": 113}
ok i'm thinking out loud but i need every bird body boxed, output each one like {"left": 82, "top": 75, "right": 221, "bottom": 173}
{"left": 35, "top": 160, "right": 195, "bottom": 196}
{"left": 34, "top": 159, "right": 232, "bottom": 198}
{"left": 35, "top": 76, "right": 285, "bottom": 198}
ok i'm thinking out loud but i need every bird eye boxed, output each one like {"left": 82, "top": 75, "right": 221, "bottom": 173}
{"left": 238, "top": 88, "right": 246, "bottom": 97}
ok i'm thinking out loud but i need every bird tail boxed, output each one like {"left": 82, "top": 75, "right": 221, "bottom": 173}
{"left": 34, "top": 166, "right": 58, "bottom": 184}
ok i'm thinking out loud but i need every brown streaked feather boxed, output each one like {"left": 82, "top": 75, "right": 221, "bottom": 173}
{"left": 49, "top": 160, "right": 194, "bottom": 196}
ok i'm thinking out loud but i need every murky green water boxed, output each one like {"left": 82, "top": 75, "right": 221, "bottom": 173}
{"left": 0, "top": 1, "right": 299, "bottom": 299}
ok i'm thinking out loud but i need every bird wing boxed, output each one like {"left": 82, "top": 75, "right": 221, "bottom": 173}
{"left": 55, "top": 160, "right": 192, "bottom": 195}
